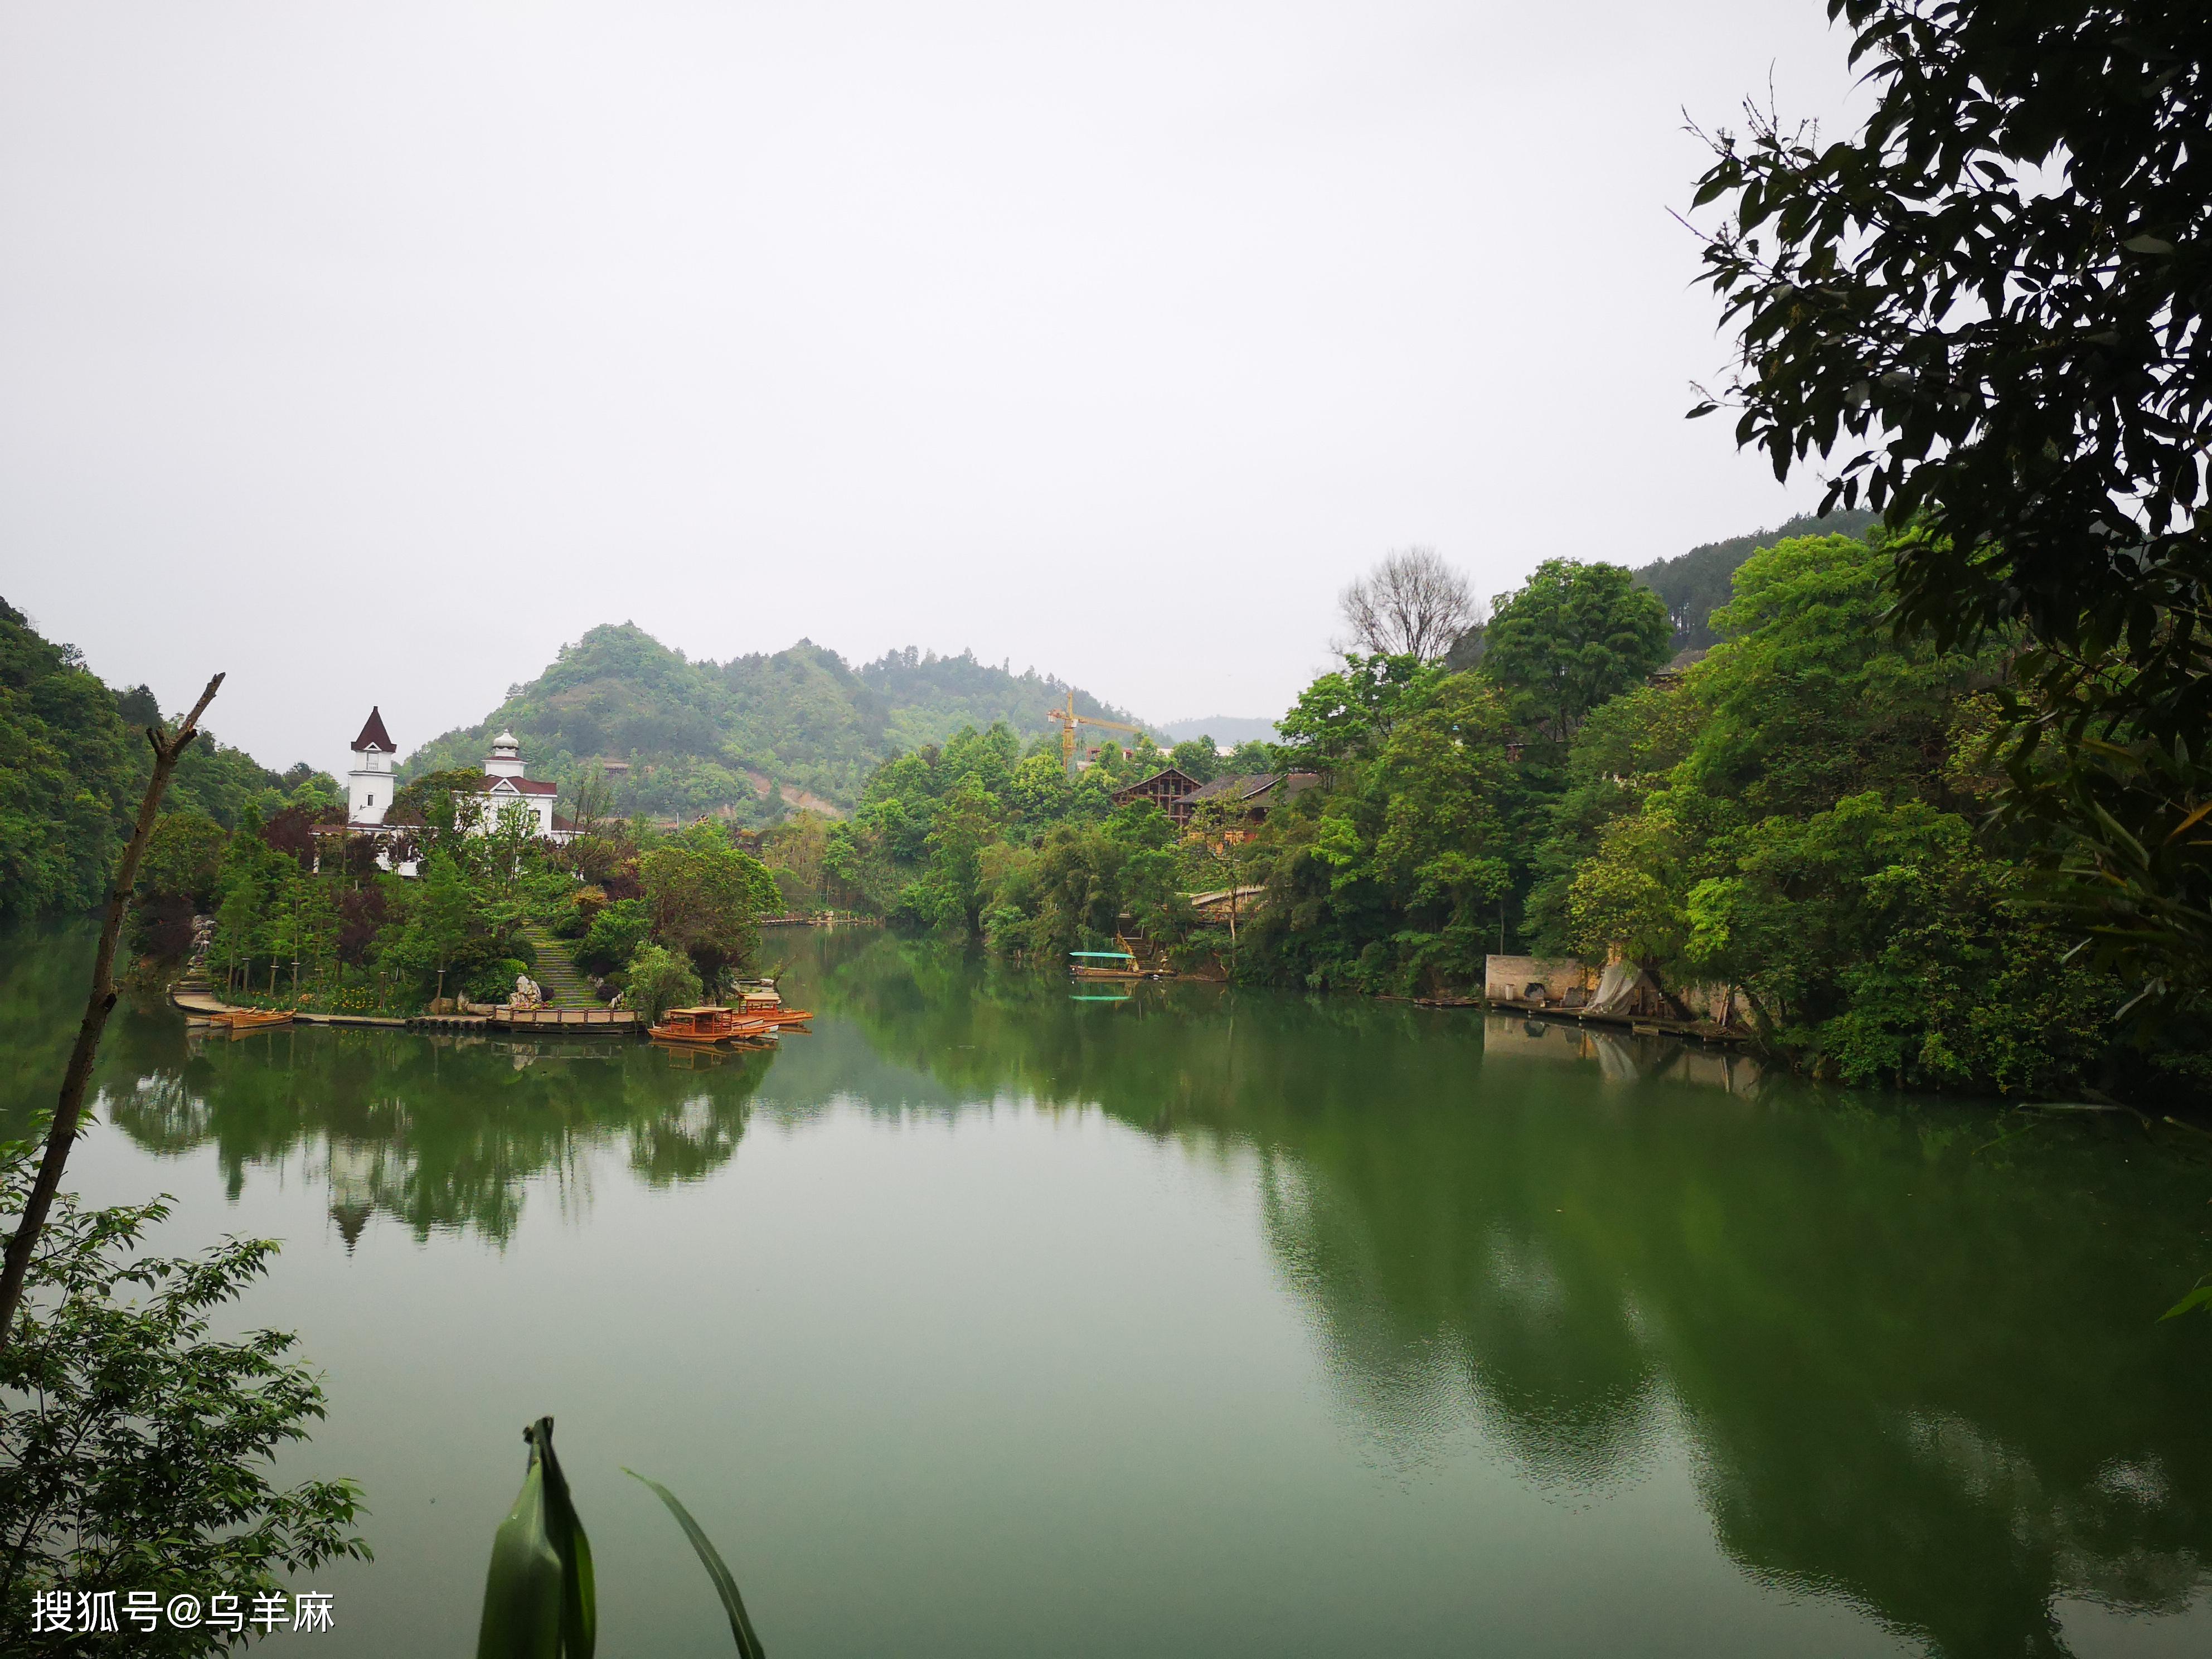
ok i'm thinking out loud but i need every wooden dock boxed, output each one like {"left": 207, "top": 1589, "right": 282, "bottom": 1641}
{"left": 409, "top": 1007, "right": 639, "bottom": 1035}
{"left": 173, "top": 983, "right": 638, "bottom": 1037}
{"left": 1483, "top": 997, "right": 1750, "bottom": 1045}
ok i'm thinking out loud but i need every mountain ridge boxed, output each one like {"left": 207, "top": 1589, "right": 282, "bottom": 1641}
{"left": 403, "top": 624, "right": 1137, "bottom": 821}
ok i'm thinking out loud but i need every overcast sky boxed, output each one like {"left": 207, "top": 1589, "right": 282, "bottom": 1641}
{"left": 1, "top": 2, "right": 1862, "bottom": 775}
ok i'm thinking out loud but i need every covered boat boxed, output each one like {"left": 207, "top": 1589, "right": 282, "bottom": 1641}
{"left": 735, "top": 982, "right": 814, "bottom": 1026}
{"left": 648, "top": 1006, "right": 776, "bottom": 1046}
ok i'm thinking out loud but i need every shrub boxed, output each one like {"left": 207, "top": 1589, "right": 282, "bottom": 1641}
{"left": 624, "top": 944, "right": 702, "bottom": 1023}
{"left": 574, "top": 899, "right": 652, "bottom": 978}
{"left": 466, "top": 957, "right": 530, "bottom": 1003}
{"left": 0, "top": 1140, "right": 368, "bottom": 1651}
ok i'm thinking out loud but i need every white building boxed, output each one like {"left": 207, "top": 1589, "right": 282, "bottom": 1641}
{"left": 470, "top": 729, "right": 570, "bottom": 841}
{"left": 347, "top": 707, "right": 399, "bottom": 825}
{"left": 319, "top": 709, "right": 574, "bottom": 872}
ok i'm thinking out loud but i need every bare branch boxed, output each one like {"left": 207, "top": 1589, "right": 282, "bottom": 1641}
{"left": 1337, "top": 547, "right": 1480, "bottom": 661}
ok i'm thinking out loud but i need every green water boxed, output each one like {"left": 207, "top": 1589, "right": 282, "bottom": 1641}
{"left": 4, "top": 923, "right": 2210, "bottom": 1657}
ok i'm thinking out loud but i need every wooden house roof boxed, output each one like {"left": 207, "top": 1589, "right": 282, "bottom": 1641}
{"left": 1111, "top": 767, "right": 1201, "bottom": 801}
{"left": 1185, "top": 772, "right": 1321, "bottom": 807}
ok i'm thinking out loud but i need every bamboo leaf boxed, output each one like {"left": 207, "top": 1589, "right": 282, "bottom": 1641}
{"left": 625, "top": 1468, "right": 768, "bottom": 1658}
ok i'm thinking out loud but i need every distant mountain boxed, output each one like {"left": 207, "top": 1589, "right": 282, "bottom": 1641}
{"left": 1635, "top": 507, "right": 1879, "bottom": 650}
{"left": 402, "top": 624, "right": 1136, "bottom": 821}
{"left": 1157, "top": 716, "right": 1279, "bottom": 746}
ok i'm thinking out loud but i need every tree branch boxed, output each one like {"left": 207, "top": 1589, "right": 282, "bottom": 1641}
{"left": 0, "top": 673, "right": 224, "bottom": 1348}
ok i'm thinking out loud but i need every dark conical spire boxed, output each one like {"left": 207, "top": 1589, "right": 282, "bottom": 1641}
{"left": 351, "top": 706, "right": 394, "bottom": 754}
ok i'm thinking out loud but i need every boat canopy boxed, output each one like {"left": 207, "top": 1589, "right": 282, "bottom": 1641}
{"left": 1069, "top": 950, "right": 1136, "bottom": 959}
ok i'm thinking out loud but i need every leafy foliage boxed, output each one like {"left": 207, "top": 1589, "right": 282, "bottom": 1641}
{"left": 0, "top": 600, "right": 135, "bottom": 919}
{"left": 1525, "top": 533, "right": 2188, "bottom": 1094}
{"left": 0, "top": 1141, "right": 368, "bottom": 1653}
{"left": 1688, "top": 0, "right": 2212, "bottom": 1008}
{"left": 0, "top": 599, "right": 328, "bottom": 920}
{"left": 1633, "top": 507, "right": 1876, "bottom": 649}
{"left": 623, "top": 944, "right": 704, "bottom": 1023}
{"left": 641, "top": 825, "right": 779, "bottom": 988}
{"left": 1479, "top": 559, "right": 1672, "bottom": 750}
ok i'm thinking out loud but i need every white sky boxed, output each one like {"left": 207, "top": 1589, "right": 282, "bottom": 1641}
{"left": 0, "top": 2, "right": 1862, "bottom": 775}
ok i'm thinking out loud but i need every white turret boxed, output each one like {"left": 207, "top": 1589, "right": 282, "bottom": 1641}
{"left": 472, "top": 729, "right": 562, "bottom": 840}
{"left": 347, "top": 707, "right": 397, "bottom": 826}
{"left": 484, "top": 729, "right": 526, "bottom": 780}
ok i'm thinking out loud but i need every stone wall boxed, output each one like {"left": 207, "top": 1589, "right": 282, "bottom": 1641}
{"left": 1483, "top": 955, "right": 1600, "bottom": 1003}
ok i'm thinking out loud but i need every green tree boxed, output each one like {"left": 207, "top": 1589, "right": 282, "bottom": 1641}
{"left": 1275, "top": 653, "right": 1443, "bottom": 769}
{"left": 1369, "top": 675, "right": 1515, "bottom": 968}
{"left": 0, "top": 600, "right": 133, "bottom": 918}
{"left": 574, "top": 898, "right": 652, "bottom": 978}
{"left": 624, "top": 942, "right": 704, "bottom": 1022}
{"left": 1687, "top": 0, "right": 2212, "bottom": 1007}
{"left": 1479, "top": 559, "right": 1672, "bottom": 750}
{"left": 1167, "top": 739, "right": 1222, "bottom": 785}
{"left": 1682, "top": 794, "right": 2114, "bottom": 1093}
{"left": 385, "top": 849, "right": 486, "bottom": 1003}
{"left": 130, "top": 813, "right": 230, "bottom": 959}
{"left": 911, "top": 774, "right": 1000, "bottom": 937}
{"left": 640, "top": 824, "right": 778, "bottom": 989}
{"left": 0, "top": 1142, "right": 368, "bottom": 1652}
{"left": 1691, "top": 532, "right": 1991, "bottom": 817}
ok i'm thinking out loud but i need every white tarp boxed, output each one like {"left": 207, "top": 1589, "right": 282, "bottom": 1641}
{"left": 1583, "top": 961, "right": 1647, "bottom": 1016}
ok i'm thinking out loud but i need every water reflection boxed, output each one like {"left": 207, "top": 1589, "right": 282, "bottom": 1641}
{"left": 802, "top": 935, "right": 2212, "bottom": 1657}
{"left": 7, "top": 925, "right": 2211, "bottom": 1654}
{"left": 3, "top": 924, "right": 771, "bottom": 1241}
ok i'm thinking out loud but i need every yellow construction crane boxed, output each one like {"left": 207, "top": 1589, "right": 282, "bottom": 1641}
{"left": 1046, "top": 691, "right": 1147, "bottom": 772}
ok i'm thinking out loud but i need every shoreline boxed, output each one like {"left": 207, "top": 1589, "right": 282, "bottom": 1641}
{"left": 169, "top": 979, "right": 640, "bottom": 1036}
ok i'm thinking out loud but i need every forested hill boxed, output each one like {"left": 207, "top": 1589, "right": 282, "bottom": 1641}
{"left": 0, "top": 597, "right": 332, "bottom": 918}
{"left": 403, "top": 624, "right": 1135, "bottom": 822}
{"left": 1636, "top": 507, "right": 1878, "bottom": 650}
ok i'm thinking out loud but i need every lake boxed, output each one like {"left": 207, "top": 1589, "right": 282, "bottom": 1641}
{"left": 6, "top": 923, "right": 2211, "bottom": 1657}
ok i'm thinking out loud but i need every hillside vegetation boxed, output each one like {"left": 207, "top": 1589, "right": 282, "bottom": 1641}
{"left": 815, "top": 536, "right": 2205, "bottom": 1103}
{"left": 0, "top": 598, "right": 336, "bottom": 918}
{"left": 1634, "top": 508, "right": 1878, "bottom": 650}
{"left": 404, "top": 625, "right": 1135, "bottom": 822}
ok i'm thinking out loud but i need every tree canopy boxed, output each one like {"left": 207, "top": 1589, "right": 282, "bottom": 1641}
{"left": 1478, "top": 559, "right": 1672, "bottom": 748}
{"left": 1689, "top": 0, "right": 2212, "bottom": 1006}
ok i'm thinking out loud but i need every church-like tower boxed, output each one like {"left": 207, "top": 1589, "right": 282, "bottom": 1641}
{"left": 348, "top": 707, "right": 396, "bottom": 825}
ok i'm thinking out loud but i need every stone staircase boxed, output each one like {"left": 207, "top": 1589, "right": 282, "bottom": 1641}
{"left": 522, "top": 927, "right": 598, "bottom": 1009}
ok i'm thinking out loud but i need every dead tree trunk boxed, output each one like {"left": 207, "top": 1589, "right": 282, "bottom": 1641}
{"left": 0, "top": 673, "right": 224, "bottom": 1347}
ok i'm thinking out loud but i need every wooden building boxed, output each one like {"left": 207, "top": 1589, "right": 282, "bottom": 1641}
{"left": 1110, "top": 766, "right": 1205, "bottom": 826}
{"left": 1181, "top": 772, "right": 1320, "bottom": 841}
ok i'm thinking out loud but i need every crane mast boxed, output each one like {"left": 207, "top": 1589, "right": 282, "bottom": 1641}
{"left": 1045, "top": 691, "right": 1146, "bottom": 772}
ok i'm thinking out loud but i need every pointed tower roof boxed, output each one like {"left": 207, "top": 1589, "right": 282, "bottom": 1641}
{"left": 351, "top": 706, "right": 395, "bottom": 753}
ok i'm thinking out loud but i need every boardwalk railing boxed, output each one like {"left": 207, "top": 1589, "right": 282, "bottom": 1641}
{"left": 479, "top": 1007, "right": 638, "bottom": 1029}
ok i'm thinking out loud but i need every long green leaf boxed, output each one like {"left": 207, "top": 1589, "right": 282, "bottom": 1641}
{"left": 2159, "top": 1283, "right": 2212, "bottom": 1322}
{"left": 478, "top": 1419, "right": 596, "bottom": 1659}
{"left": 624, "top": 1468, "right": 768, "bottom": 1658}
{"left": 536, "top": 1418, "right": 596, "bottom": 1659}
{"left": 478, "top": 1451, "right": 561, "bottom": 1658}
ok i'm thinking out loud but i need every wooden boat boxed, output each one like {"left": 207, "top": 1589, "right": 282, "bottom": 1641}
{"left": 205, "top": 1007, "right": 294, "bottom": 1032}
{"left": 735, "top": 984, "right": 814, "bottom": 1027}
{"left": 1069, "top": 950, "right": 1148, "bottom": 982}
{"left": 647, "top": 1006, "right": 777, "bottom": 1046}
